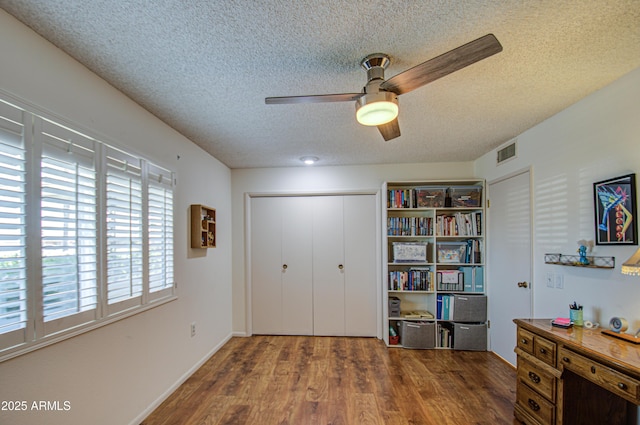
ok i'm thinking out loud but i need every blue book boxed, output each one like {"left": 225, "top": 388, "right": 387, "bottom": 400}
{"left": 437, "top": 295, "right": 443, "bottom": 319}
{"left": 443, "top": 295, "right": 450, "bottom": 320}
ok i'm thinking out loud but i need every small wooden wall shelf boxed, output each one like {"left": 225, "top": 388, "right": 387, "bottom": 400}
{"left": 544, "top": 253, "right": 615, "bottom": 269}
{"left": 191, "top": 204, "right": 216, "bottom": 248}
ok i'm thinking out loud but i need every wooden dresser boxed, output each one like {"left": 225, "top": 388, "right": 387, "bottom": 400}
{"left": 514, "top": 318, "right": 640, "bottom": 425}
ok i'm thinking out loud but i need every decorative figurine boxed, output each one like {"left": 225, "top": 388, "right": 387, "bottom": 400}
{"left": 576, "top": 239, "right": 594, "bottom": 266}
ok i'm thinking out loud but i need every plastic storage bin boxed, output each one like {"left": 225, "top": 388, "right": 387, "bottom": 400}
{"left": 400, "top": 321, "right": 435, "bottom": 349}
{"left": 436, "top": 241, "right": 467, "bottom": 263}
{"left": 449, "top": 186, "right": 482, "bottom": 208}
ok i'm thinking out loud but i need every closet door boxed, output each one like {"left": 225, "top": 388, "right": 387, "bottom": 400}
{"left": 312, "top": 195, "right": 377, "bottom": 337}
{"left": 251, "top": 197, "right": 313, "bottom": 335}
{"left": 280, "top": 197, "right": 313, "bottom": 334}
{"left": 343, "top": 195, "right": 377, "bottom": 336}
{"left": 251, "top": 197, "right": 283, "bottom": 334}
{"left": 312, "top": 196, "right": 345, "bottom": 336}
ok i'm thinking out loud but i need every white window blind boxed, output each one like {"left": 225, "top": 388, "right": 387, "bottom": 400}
{"left": 105, "top": 146, "right": 143, "bottom": 314}
{"left": 0, "top": 100, "right": 27, "bottom": 350}
{"left": 147, "top": 163, "right": 174, "bottom": 300}
{"left": 38, "top": 119, "right": 98, "bottom": 335}
{"left": 0, "top": 92, "right": 176, "bottom": 361}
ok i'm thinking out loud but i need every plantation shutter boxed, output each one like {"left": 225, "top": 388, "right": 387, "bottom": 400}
{"left": 37, "top": 118, "right": 99, "bottom": 336}
{"left": 105, "top": 146, "right": 143, "bottom": 315}
{"left": 0, "top": 100, "right": 29, "bottom": 349}
{"left": 147, "top": 163, "right": 174, "bottom": 301}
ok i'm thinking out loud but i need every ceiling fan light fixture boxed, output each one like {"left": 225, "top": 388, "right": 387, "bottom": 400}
{"left": 356, "top": 92, "right": 398, "bottom": 126}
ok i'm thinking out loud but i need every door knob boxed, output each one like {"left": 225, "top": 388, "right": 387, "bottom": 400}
{"left": 517, "top": 281, "right": 528, "bottom": 288}
{"left": 282, "top": 264, "right": 287, "bottom": 270}
{"left": 338, "top": 264, "right": 344, "bottom": 270}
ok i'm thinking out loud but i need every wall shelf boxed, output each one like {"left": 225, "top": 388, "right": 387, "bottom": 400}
{"left": 544, "top": 253, "right": 615, "bottom": 269}
{"left": 191, "top": 204, "right": 216, "bottom": 248}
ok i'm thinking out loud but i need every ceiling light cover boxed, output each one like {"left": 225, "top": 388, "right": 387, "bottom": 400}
{"left": 300, "top": 156, "right": 319, "bottom": 165}
{"left": 621, "top": 247, "right": 640, "bottom": 276}
{"left": 356, "top": 92, "right": 398, "bottom": 126}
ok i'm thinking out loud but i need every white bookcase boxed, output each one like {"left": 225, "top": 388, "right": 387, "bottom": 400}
{"left": 382, "top": 180, "right": 487, "bottom": 349}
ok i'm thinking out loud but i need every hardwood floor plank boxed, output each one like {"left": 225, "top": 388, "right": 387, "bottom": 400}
{"left": 141, "top": 336, "right": 516, "bottom": 425}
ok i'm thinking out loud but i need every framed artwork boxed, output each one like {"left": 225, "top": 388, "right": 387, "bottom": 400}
{"left": 593, "top": 173, "right": 637, "bottom": 245}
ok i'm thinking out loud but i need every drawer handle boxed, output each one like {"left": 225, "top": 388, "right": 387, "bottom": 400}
{"left": 528, "top": 371, "right": 541, "bottom": 384}
{"left": 539, "top": 348, "right": 546, "bottom": 354}
{"left": 521, "top": 338, "right": 528, "bottom": 344}
{"left": 528, "top": 398, "right": 541, "bottom": 412}
{"left": 619, "top": 382, "right": 628, "bottom": 390}
{"left": 562, "top": 357, "right": 570, "bottom": 363}
{"left": 591, "top": 366, "right": 596, "bottom": 374}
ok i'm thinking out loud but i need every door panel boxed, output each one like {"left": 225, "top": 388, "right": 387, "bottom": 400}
{"left": 312, "top": 196, "right": 345, "bottom": 336}
{"left": 281, "top": 197, "right": 313, "bottom": 334}
{"left": 251, "top": 197, "right": 283, "bottom": 334}
{"left": 488, "top": 171, "right": 532, "bottom": 365}
{"left": 344, "top": 195, "right": 377, "bottom": 336}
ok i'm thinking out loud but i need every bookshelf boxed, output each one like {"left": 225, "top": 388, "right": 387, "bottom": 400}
{"left": 383, "top": 180, "right": 487, "bottom": 350}
{"left": 190, "top": 204, "right": 216, "bottom": 248}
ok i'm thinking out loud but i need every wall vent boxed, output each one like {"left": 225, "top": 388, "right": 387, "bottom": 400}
{"left": 497, "top": 140, "right": 517, "bottom": 164}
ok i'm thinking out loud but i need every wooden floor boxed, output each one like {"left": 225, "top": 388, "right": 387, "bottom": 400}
{"left": 141, "top": 336, "right": 517, "bottom": 425}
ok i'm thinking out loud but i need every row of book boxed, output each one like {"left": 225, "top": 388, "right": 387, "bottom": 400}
{"left": 437, "top": 323, "right": 453, "bottom": 348}
{"left": 387, "top": 216, "right": 433, "bottom": 236}
{"left": 435, "top": 212, "right": 482, "bottom": 236}
{"left": 388, "top": 269, "right": 433, "bottom": 291}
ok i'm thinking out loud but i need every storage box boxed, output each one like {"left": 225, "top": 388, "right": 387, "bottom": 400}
{"left": 414, "top": 186, "right": 446, "bottom": 208}
{"left": 388, "top": 297, "right": 401, "bottom": 317}
{"left": 437, "top": 241, "right": 467, "bottom": 263}
{"left": 450, "top": 186, "right": 482, "bottom": 208}
{"left": 451, "top": 294, "right": 487, "bottom": 322}
{"left": 393, "top": 242, "right": 428, "bottom": 263}
{"left": 453, "top": 323, "right": 487, "bottom": 351}
{"left": 400, "top": 321, "right": 435, "bottom": 349}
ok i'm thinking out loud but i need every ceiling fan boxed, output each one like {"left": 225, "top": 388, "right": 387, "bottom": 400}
{"left": 265, "top": 34, "right": 502, "bottom": 141}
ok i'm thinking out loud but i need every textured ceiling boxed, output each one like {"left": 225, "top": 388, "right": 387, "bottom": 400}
{"left": 1, "top": 1, "right": 639, "bottom": 169}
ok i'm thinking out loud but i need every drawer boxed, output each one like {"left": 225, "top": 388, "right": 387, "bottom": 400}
{"left": 560, "top": 347, "right": 640, "bottom": 404}
{"left": 534, "top": 335, "right": 556, "bottom": 367}
{"left": 517, "top": 356, "right": 556, "bottom": 402}
{"left": 518, "top": 327, "right": 535, "bottom": 355}
{"left": 517, "top": 381, "right": 555, "bottom": 425}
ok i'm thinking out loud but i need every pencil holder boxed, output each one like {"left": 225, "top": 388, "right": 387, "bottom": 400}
{"left": 569, "top": 309, "right": 583, "bottom": 326}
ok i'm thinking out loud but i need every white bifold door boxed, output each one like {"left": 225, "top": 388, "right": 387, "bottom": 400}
{"left": 251, "top": 195, "right": 377, "bottom": 337}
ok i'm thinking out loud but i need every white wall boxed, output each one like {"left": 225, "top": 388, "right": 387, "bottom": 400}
{"left": 476, "top": 67, "right": 640, "bottom": 330}
{"left": 0, "top": 11, "right": 232, "bottom": 425}
{"left": 231, "top": 162, "right": 476, "bottom": 334}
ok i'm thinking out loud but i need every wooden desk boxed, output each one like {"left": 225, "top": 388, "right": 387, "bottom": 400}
{"left": 514, "top": 318, "right": 640, "bottom": 425}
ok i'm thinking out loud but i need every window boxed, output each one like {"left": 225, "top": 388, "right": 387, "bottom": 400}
{"left": 0, "top": 95, "right": 175, "bottom": 361}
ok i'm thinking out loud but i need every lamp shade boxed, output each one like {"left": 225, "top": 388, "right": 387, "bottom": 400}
{"left": 356, "top": 92, "right": 398, "bottom": 126}
{"left": 621, "top": 247, "right": 640, "bottom": 276}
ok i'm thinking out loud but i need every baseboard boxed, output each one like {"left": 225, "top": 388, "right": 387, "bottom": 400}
{"left": 129, "top": 332, "right": 233, "bottom": 425}
{"left": 232, "top": 330, "right": 249, "bottom": 337}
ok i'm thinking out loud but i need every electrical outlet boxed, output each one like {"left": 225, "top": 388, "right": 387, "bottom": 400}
{"left": 546, "top": 272, "right": 554, "bottom": 288}
{"left": 190, "top": 322, "right": 196, "bottom": 337}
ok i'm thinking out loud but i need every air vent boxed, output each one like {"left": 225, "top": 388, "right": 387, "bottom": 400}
{"left": 497, "top": 140, "right": 516, "bottom": 164}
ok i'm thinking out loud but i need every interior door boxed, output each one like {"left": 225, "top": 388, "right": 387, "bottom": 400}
{"left": 312, "top": 196, "right": 345, "bottom": 336}
{"left": 251, "top": 197, "right": 283, "bottom": 334}
{"left": 343, "top": 195, "right": 377, "bottom": 336}
{"left": 281, "top": 197, "right": 313, "bottom": 334}
{"left": 488, "top": 170, "right": 532, "bottom": 366}
{"left": 251, "top": 196, "right": 313, "bottom": 335}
